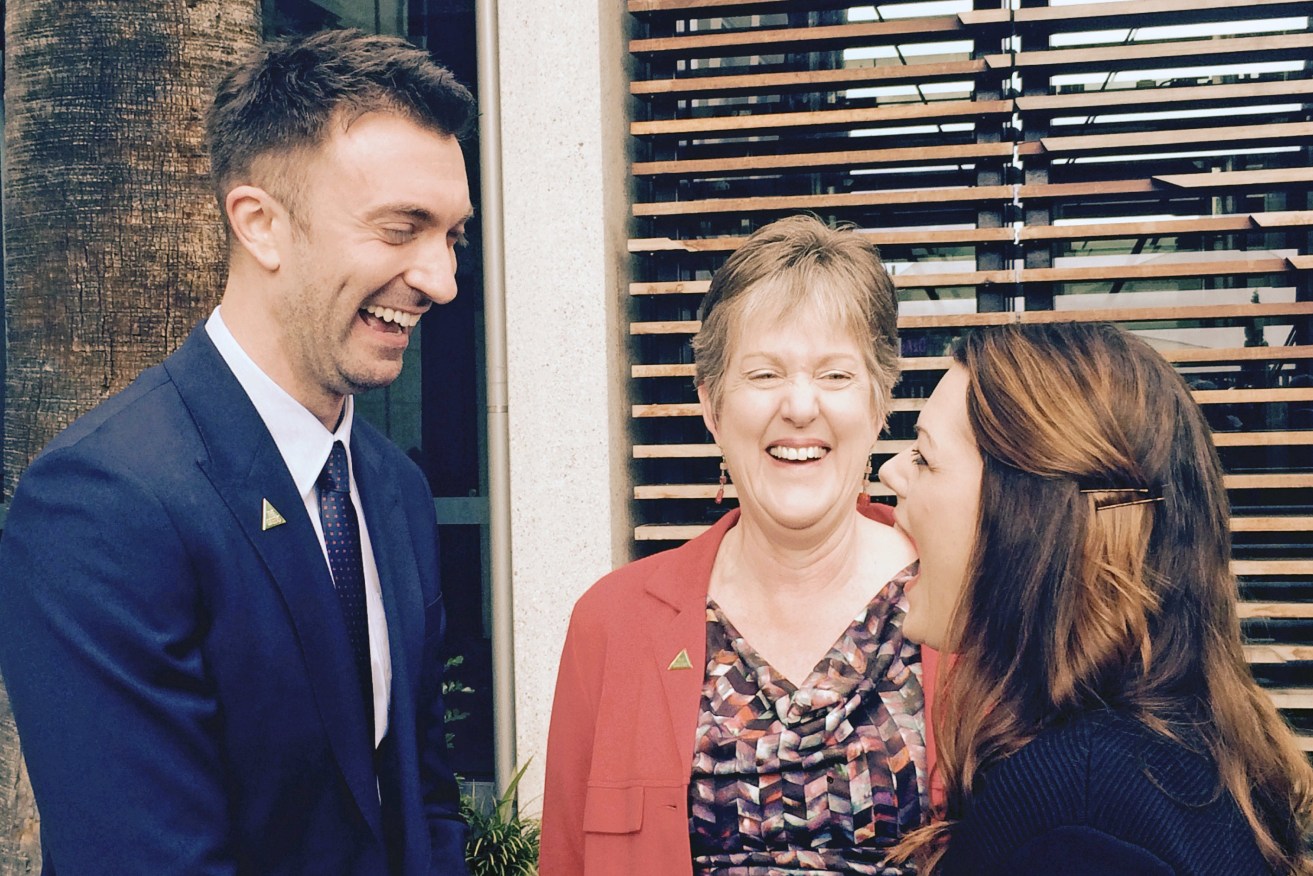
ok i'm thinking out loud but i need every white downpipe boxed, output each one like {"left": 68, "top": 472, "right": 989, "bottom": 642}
{"left": 473, "top": 0, "right": 516, "bottom": 796}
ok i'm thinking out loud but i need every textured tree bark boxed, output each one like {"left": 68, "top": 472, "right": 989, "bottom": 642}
{"left": 1, "top": 1, "right": 260, "bottom": 868}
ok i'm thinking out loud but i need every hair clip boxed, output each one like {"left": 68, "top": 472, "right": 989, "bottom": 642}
{"left": 1091, "top": 495, "right": 1165, "bottom": 511}
{"left": 1078, "top": 487, "right": 1165, "bottom": 511}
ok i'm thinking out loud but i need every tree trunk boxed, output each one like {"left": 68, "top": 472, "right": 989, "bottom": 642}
{"left": 1, "top": 1, "right": 260, "bottom": 868}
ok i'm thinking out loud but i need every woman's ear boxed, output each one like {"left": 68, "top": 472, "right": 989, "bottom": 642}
{"left": 697, "top": 382, "right": 720, "bottom": 444}
{"left": 225, "top": 185, "right": 286, "bottom": 272}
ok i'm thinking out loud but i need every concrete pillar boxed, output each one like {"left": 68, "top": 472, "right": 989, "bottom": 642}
{"left": 495, "top": 0, "right": 633, "bottom": 808}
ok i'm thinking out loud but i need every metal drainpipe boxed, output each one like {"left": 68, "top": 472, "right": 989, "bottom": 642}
{"left": 474, "top": 0, "right": 517, "bottom": 796}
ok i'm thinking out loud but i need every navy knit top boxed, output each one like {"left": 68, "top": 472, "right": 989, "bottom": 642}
{"left": 940, "top": 710, "right": 1274, "bottom": 875}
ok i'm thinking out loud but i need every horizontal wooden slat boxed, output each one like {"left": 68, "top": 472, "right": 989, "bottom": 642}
{"left": 634, "top": 122, "right": 1312, "bottom": 177}
{"left": 1213, "top": 431, "right": 1313, "bottom": 447}
{"left": 1039, "top": 211, "right": 1313, "bottom": 239}
{"left": 1239, "top": 603, "right": 1313, "bottom": 619}
{"left": 1194, "top": 388, "right": 1313, "bottom": 405}
{"left": 1225, "top": 475, "right": 1313, "bottom": 491}
{"left": 1264, "top": 689, "right": 1313, "bottom": 710}
{"left": 631, "top": 97, "right": 1012, "bottom": 139}
{"left": 629, "top": 472, "right": 1311, "bottom": 502}
{"left": 629, "top": 212, "right": 1313, "bottom": 254}
{"left": 633, "top": 402, "right": 704, "bottom": 418}
{"left": 1158, "top": 168, "right": 1313, "bottom": 191}
{"left": 631, "top": 260, "right": 1303, "bottom": 290}
{"left": 1245, "top": 644, "right": 1313, "bottom": 664}
{"left": 632, "top": 184, "right": 983, "bottom": 216}
{"left": 634, "top": 524, "right": 712, "bottom": 541}
{"left": 629, "top": 0, "right": 1307, "bottom": 38}
{"left": 632, "top": 443, "right": 1313, "bottom": 480}
{"left": 629, "top": 302, "right": 1313, "bottom": 331}
{"left": 633, "top": 141, "right": 1019, "bottom": 178}
{"left": 1040, "top": 121, "right": 1313, "bottom": 157}
{"left": 635, "top": 117, "right": 1313, "bottom": 175}
{"left": 1164, "top": 346, "right": 1313, "bottom": 365}
{"left": 633, "top": 443, "right": 720, "bottom": 459}
{"left": 632, "top": 390, "right": 1313, "bottom": 419}
{"left": 899, "top": 357, "right": 954, "bottom": 372}
{"left": 630, "top": 279, "right": 709, "bottom": 295}
{"left": 896, "top": 258, "right": 1308, "bottom": 288}
{"left": 1005, "top": 0, "right": 1310, "bottom": 26}
{"left": 631, "top": 227, "right": 1015, "bottom": 253}
{"left": 986, "top": 33, "right": 1313, "bottom": 74}
{"left": 1131, "top": 638, "right": 1302, "bottom": 664}
{"left": 630, "top": 16, "right": 967, "bottom": 58}
{"left": 632, "top": 363, "right": 696, "bottom": 378}
{"left": 632, "top": 169, "right": 1313, "bottom": 216}
{"left": 831, "top": 347, "right": 1312, "bottom": 373}
{"left": 631, "top": 320, "right": 699, "bottom": 334}
{"left": 897, "top": 301, "right": 1313, "bottom": 329}
{"left": 628, "top": 0, "right": 1310, "bottom": 24}
{"left": 630, "top": 0, "right": 860, "bottom": 13}
{"left": 631, "top": 59, "right": 986, "bottom": 99}
{"left": 1232, "top": 517, "right": 1313, "bottom": 533}
{"left": 999, "top": 258, "right": 1296, "bottom": 285}
{"left": 1017, "top": 74, "right": 1313, "bottom": 115}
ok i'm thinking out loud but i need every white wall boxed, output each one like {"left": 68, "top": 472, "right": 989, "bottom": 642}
{"left": 495, "top": 0, "right": 633, "bottom": 810}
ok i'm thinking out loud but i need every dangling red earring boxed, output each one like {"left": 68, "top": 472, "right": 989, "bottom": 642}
{"left": 715, "top": 457, "right": 728, "bottom": 505}
{"left": 858, "top": 455, "right": 873, "bottom": 507}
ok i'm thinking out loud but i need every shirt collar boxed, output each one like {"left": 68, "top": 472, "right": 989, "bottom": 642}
{"left": 205, "top": 306, "right": 353, "bottom": 501}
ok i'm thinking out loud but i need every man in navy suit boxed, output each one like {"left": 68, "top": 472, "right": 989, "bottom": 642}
{"left": 0, "top": 30, "right": 474, "bottom": 874}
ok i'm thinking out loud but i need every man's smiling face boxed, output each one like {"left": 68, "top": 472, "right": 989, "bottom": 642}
{"left": 271, "top": 111, "right": 472, "bottom": 417}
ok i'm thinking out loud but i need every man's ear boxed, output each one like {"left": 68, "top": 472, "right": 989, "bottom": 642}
{"left": 697, "top": 382, "right": 720, "bottom": 445}
{"left": 225, "top": 185, "right": 286, "bottom": 272}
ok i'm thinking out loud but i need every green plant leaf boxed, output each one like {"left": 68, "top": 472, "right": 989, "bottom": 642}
{"left": 462, "top": 760, "right": 541, "bottom": 876}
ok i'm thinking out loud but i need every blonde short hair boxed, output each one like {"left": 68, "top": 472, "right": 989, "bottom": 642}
{"left": 692, "top": 214, "right": 900, "bottom": 421}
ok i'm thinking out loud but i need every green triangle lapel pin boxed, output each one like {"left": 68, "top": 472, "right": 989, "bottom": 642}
{"left": 261, "top": 498, "right": 287, "bottom": 531}
{"left": 668, "top": 649, "right": 693, "bottom": 671}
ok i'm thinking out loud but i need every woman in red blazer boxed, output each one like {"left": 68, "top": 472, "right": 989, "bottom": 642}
{"left": 541, "top": 216, "right": 935, "bottom": 876}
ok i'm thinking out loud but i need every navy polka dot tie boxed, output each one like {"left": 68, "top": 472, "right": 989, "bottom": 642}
{"left": 318, "top": 441, "right": 373, "bottom": 734}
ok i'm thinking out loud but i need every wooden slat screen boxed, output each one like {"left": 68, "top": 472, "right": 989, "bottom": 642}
{"left": 627, "top": 1, "right": 1313, "bottom": 739}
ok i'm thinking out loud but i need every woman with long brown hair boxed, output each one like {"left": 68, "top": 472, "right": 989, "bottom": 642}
{"left": 879, "top": 322, "right": 1313, "bottom": 875}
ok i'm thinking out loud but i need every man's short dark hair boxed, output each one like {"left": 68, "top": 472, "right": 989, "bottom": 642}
{"left": 206, "top": 28, "right": 476, "bottom": 216}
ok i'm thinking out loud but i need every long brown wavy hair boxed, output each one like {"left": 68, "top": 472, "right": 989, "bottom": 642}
{"left": 892, "top": 322, "right": 1313, "bottom": 874}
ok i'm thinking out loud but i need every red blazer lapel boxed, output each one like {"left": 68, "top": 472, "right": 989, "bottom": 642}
{"left": 642, "top": 509, "right": 742, "bottom": 774}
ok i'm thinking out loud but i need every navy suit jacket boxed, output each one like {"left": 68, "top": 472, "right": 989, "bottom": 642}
{"left": 0, "top": 325, "right": 468, "bottom": 874}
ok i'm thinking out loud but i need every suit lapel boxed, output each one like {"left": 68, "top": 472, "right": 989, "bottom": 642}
{"left": 644, "top": 509, "right": 740, "bottom": 767}
{"left": 163, "top": 325, "right": 383, "bottom": 841}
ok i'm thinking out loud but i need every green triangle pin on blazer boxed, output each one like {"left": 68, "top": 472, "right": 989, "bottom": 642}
{"left": 261, "top": 499, "right": 287, "bottom": 531}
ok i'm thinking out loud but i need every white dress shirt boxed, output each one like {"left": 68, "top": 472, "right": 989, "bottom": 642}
{"left": 206, "top": 307, "right": 391, "bottom": 747}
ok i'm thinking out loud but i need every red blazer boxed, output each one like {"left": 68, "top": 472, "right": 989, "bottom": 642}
{"left": 539, "top": 504, "right": 938, "bottom": 876}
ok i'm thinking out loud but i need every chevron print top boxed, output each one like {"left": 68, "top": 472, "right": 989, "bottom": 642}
{"left": 688, "top": 562, "right": 926, "bottom": 875}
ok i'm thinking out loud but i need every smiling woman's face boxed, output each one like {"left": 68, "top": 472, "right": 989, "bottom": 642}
{"left": 877, "top": 365, "right": 984, "bottom": 650}
{"left": 700, "top": 309, "right": 881, "bottom": 537}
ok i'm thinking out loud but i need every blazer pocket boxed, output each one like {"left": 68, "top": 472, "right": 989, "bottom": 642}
{"left": 583, "top": 785, "right": 644, "bottom": 834}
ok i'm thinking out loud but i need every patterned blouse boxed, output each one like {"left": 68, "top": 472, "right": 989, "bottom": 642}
{"left": 688, "top": 563, "right": 926, "bottom": 875}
